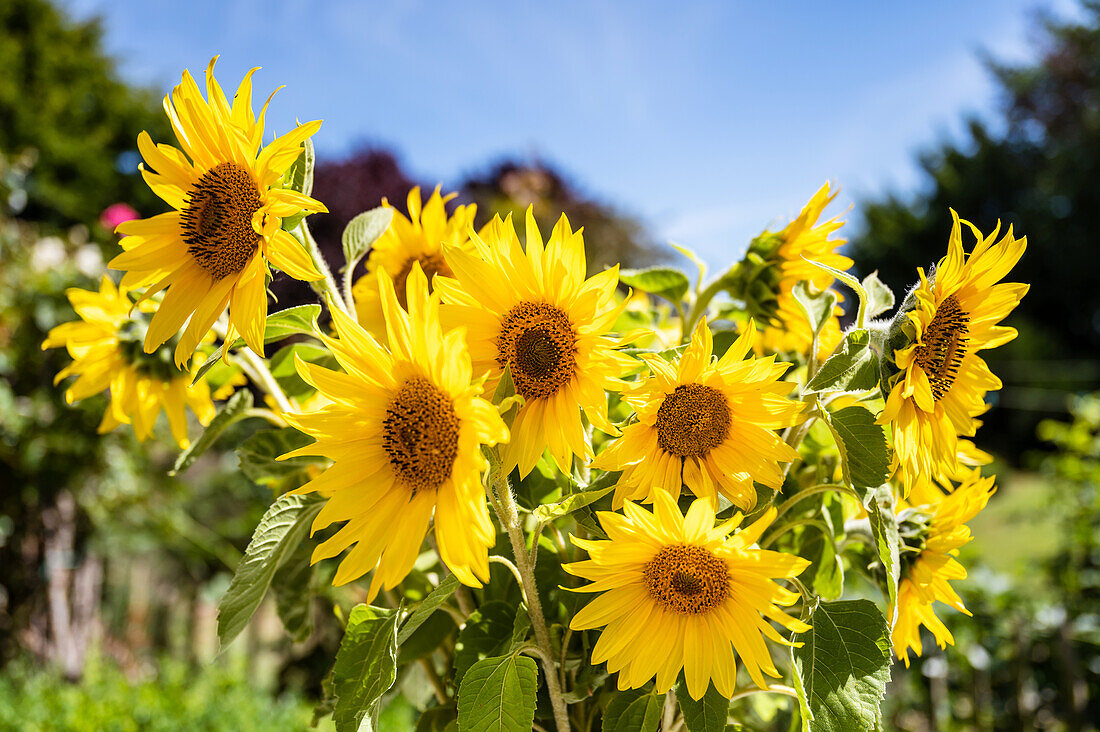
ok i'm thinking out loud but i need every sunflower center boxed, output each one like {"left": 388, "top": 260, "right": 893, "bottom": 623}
{"left": 655, "top": 384, "right": 731, "bottom": 458}
{"left": 181, "top": 162, "right": 263, "bottom": 280}
{"left": 644, "top": 544, "right": 730, "bottom": 615}
{"left": 496, "top": 302, "right": 577, "bottom": 401}
{"left": 382, "top": 376, "right": 460, "bottom": 493}
{"left": 394, "top": 253, "right": 452, "bottom": 309}
{"left": 915, "top": 294, "right": 970, "bottom": 401}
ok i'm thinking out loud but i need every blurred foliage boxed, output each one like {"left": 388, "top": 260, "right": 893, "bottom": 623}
{"left": 887, "top": 394, "right": 1100, "bottom": 731}
{"left": 850, "top": 3, "right": 1100, "bottom": 457}
{"left": 0, "top": 0, "right": 170, "bottom": 229}
{"left": 0, "top": 653, "right": 328, "bottom": 732}
{"left": 461, "top": 158, "right": 666, "bottom": 275}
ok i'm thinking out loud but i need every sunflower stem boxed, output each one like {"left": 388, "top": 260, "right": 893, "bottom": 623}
{"left": 238, "top": 346, "right": 295, "bottom": 414}
{"left": 728, "top": 684, "right": 798, "bottom": 702}
{"left": 682, "top": 270, "right": 730, "bottom": 342}
{"left": 488, "top": 457, "right": 571, "bottom": 732}
{"left": 294, "top": 220, "right": 350, "bottom": 316}
{"left": 774, "top": 483, "right": 854, "bottom": 519}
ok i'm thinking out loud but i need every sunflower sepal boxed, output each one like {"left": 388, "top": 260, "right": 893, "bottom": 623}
{"left": 279, "top": 138, "right": 316, "bottom": 232}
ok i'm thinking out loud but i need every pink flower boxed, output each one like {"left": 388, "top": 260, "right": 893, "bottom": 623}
{"left": 100, "top": 203, "right": 139, "bottom": 231}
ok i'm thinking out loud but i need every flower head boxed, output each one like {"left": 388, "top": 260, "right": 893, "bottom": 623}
{"left": 878, "top": 212, "right": 1027, "bottom": 492}
{"left": 281, "top": 265, "right": 508, "bottom": 598}
{"left": 593, "top": 319, "right": 803, "bottom": 510}
{"left": 109, "top": 57, "right": 327, "bottom": 365}
{"left": 891, "top": 470, "right": 996, "bottom": 665}
{"left": 435, "top": 208, "right": 633, "bottom": 476}
{"left": 43, "top": 276, "right": 219, "bottom": 447}
{"left": 352, "top": 186, "right": 477, "bottom": 335}
{"left": 565, "top": 492, "right": 810, "bottom": 700}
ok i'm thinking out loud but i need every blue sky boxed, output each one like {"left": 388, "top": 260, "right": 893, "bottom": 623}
{"left": 67, "top": 0, "right": 1079, "bottom": 268}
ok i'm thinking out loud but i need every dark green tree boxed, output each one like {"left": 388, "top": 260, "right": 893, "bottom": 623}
{"left": 851, "top": 3, "right": 1100, "bottom": 456}
{"left": 0, "top": 0, "right": 169, "bottom": 228}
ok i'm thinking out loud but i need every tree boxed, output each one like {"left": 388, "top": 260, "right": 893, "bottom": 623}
{"left": 0, "top": 0, "right": 169, "bottom": 229}
{"left": 850, "top": 3, "right": 1100, "bottom": 456}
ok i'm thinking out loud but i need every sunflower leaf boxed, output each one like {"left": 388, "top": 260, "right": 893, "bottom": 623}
{"left": 862, "top": 484, "right": 901, "bottom": 623}
{"left": 454, "top": 601, "right": 517, "bottom": 686}
{"left": 619, "top": 267, "right": 691, "bottom": 305}
{"left": 531, "top": 483, "right": 616, "bottom": 524}
{"left": 280, "top": 138, "right": 315, "bottom": 231}
{"left": 862, "top": 271, "right": 895, "bottom": 319}
{"left": 804, "top": 329, "right": 879, "bottom": 394}
{"left": 236, "top": 426, "right": 316, "bottom": 488}
{"left": 824, "top": 406, "right": 892, "bottom": 489}
{"left": 171, "top": 389, "right": 252, "bottom": 475}
{"left": 675, "top": 681, "right": 730, "bottom": 731}
{"left": 456, "top": 654, "right": 538, "bottom": 732}
{"left": 332, "top": 604, "right": 399, "bottom": 732}
{"left": 191, "top": 304, "right": 322, "bottom": 385}
{"left": 398, "top": 574, "right": 460, "bottom": 645}
{"left": 791, "top": 599, "right": 891, "bottom": 732}
{"left": 342, "top": 206, "right": 394, "bottom": 273}
{"left": 791, "top": 281, "right": 839, "bottom": 337}
{"left": 602, "top": 686, "right": 662, "bottom": 732}
{"left": 216, "top": 491, "right": 324, "bottom": 650}
{"left": 271, "top": 535, "right": 314, "bottom": 642}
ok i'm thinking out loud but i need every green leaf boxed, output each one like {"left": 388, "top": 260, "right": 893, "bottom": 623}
{"left": 675, "top": 682, "right": 730, "bottom": 731}
{"left": 280, "top": 138, "right": 315, "bottom": 231}
{"left": 791, "top": 599, "right": 891, "bottom": 732}
{"left": 508, "top": 604, "right": 531, "bottom": 651}
{"left": 804, "top": 330, "right": 879, "bottom": 394}
{"left": 670, "top": 241, "right": 707, "bottom": 290}
{"left": 531, "top": 483, "right": 616, "bottom": 524}
{"left": 271, "top": 535, "right": 314, "bottom": 642}
{"left": 416, "top": 706, "right": 458, "bottom": 732}
{"left": 801, "top": 256, "right": 865, "bottom": 306}
{"left": 619, "top": 267, "right": 691, "bottom": 304}
{"left": 398, "top": 610, "right": 455, "bottom": 666}
{"left": 824, "top": 406, "right": 892, "bottom": 489}
{"left": 456, "top": 654, "right": 538, "bottom": 732}
{"left": 398, "top": 574, "right": 460, "bottom": 645}
{"left": 861, "top": 271, "right": 895, "bottom": 319}
{"left": 798, "top": 498, "right": 844, "bottom": 600}
{"left": 192, "top": 304, "right": 322, "bottom": 384}
{"left": 453, "top": 601, "right": 515, "bottom": 685}
{"left": 236, "top": 426, "right": 316, "bottom": 487}
{"left": 216, "top": 492, "right": 323, "bottom": 649}
{"left": 863, "top": 484, "right": 901, "bottom": 618}
{"left": 171, "top": 389, "right": 252, "bottom": 475}
{"left": 791, "top": 281, "right": 839, "bottom": 337}
{"left": 269, "top": 342, "right": 335, "bottom": 398}
{"left": 571, "top": 505, "right": 608, "bottom": 540}
{"left": 343, "top": 206, "right": 394, "bottom": 271}
{"left": 332, "top": 604, "right": 399, "bottom": 732}
{"left": 602, "top": 686, "right": 662, "bottom": 732}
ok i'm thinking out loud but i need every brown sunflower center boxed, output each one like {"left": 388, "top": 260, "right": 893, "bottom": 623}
{"left": 382, "top": 376, "right": 460, "bottom": 493}
{"left": 644, "top": 544, "right": 730, "bottom": 614}
{"left": 394, "top": 252, "right": 452, "bottom": 309}
{"left": 655, "top": 384, "right": 731, "bottom": 457}
{"left": 915, "top": 294, "right": 970, "bottom": 401}
{"left": 181, "top": 162, "right": 263, "bottom": 280}
{"left": 496, "top": 302, "right": 577, "bottom": 401}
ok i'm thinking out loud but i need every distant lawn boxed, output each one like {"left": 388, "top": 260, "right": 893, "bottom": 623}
{"left": 964, "top": 470, "right": 1063, "bottom": 598}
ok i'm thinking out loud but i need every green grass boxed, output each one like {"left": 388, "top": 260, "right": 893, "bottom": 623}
{"left": 964, "top": 470, "right": 1063, "bottom": 598}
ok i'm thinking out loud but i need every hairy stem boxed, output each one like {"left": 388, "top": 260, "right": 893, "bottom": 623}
{"left": 294, "top": 220, "right": 349, "bottom": 316}
{"left": 489, "top": 458, "right": 571, "bottom": 732}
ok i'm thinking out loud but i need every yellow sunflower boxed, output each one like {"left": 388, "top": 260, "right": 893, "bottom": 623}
{"left": 565, "top": 492, "right": 810, "bottom": 700}
{"left": 434, "top": 209, "right": 633, "bottom": 476}
{"left": 280, "top": 265, "right": 508, "bottom": 598}
{"left": 738, "top": 183, "right": 850, "bottom": 358}
{"left": 109, "top": 57, "right": 327, "bottom": 366}
{"left": 352, "top": 186, "right": 477, "bottom": 335}
{"left": 592, "top": 319, "right": 803, "bottom": 510}
{"left": 42, "top": 276, "right": 217, "bottom": 448}
{"left": 878, "top": 212, "right": 1027, "bottom": 492}
{"left": 891, "top": 469, "right": 995, "bottom": 665}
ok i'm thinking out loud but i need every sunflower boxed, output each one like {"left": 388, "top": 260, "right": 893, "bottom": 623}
{"left": 734, "top": 183, "right": 850, "bottom": 358}
{"left": 108, "top": 57, "right": 327, "bottom": 366}
{"left": 890, "top": 469, "right": 995, "bottom": 665}
{"left": 592, "top": 319, "right": 803, "bottom": 510}
{"left": 351, "top": 186, "right": 477, "bottom": 335}
{"left": 565, "top": 492, "right": 810, "bottom": 700}
{"left": 878, "top": 212, "right": 1027, "bottom": 492}
{"left": 434, "top": 209, "right": 633, "bottom": 476}
{"left": 42, "top": 276, "right": 218, "bottom": 448}
{"left": 279, "top": 265, "right": 508, "bottom": 597}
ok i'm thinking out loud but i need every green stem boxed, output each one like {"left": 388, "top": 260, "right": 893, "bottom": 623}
{"left": 729, "top": 684, "right": 798, "bottom": 703}
{"left": 760, "top": 517, "right": 831, "bottom": 549}
{"left": 488, "top": 456, "right": 571, "bottom": 732}
{"left": 682, "top": 268, "right": 733, "bottom": 341}
{"left": 294, "top": 220, "right": 349, "bottom": 315}
{"left": 774, "top": 483, "right": 854, "bottom": 519}
{"left": 239, "top": 346, "right": 294, "bottom": 414}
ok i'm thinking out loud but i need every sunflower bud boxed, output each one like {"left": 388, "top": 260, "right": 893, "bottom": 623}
{"left": 721, "top": 232, "right": 787, "bottom": 326}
